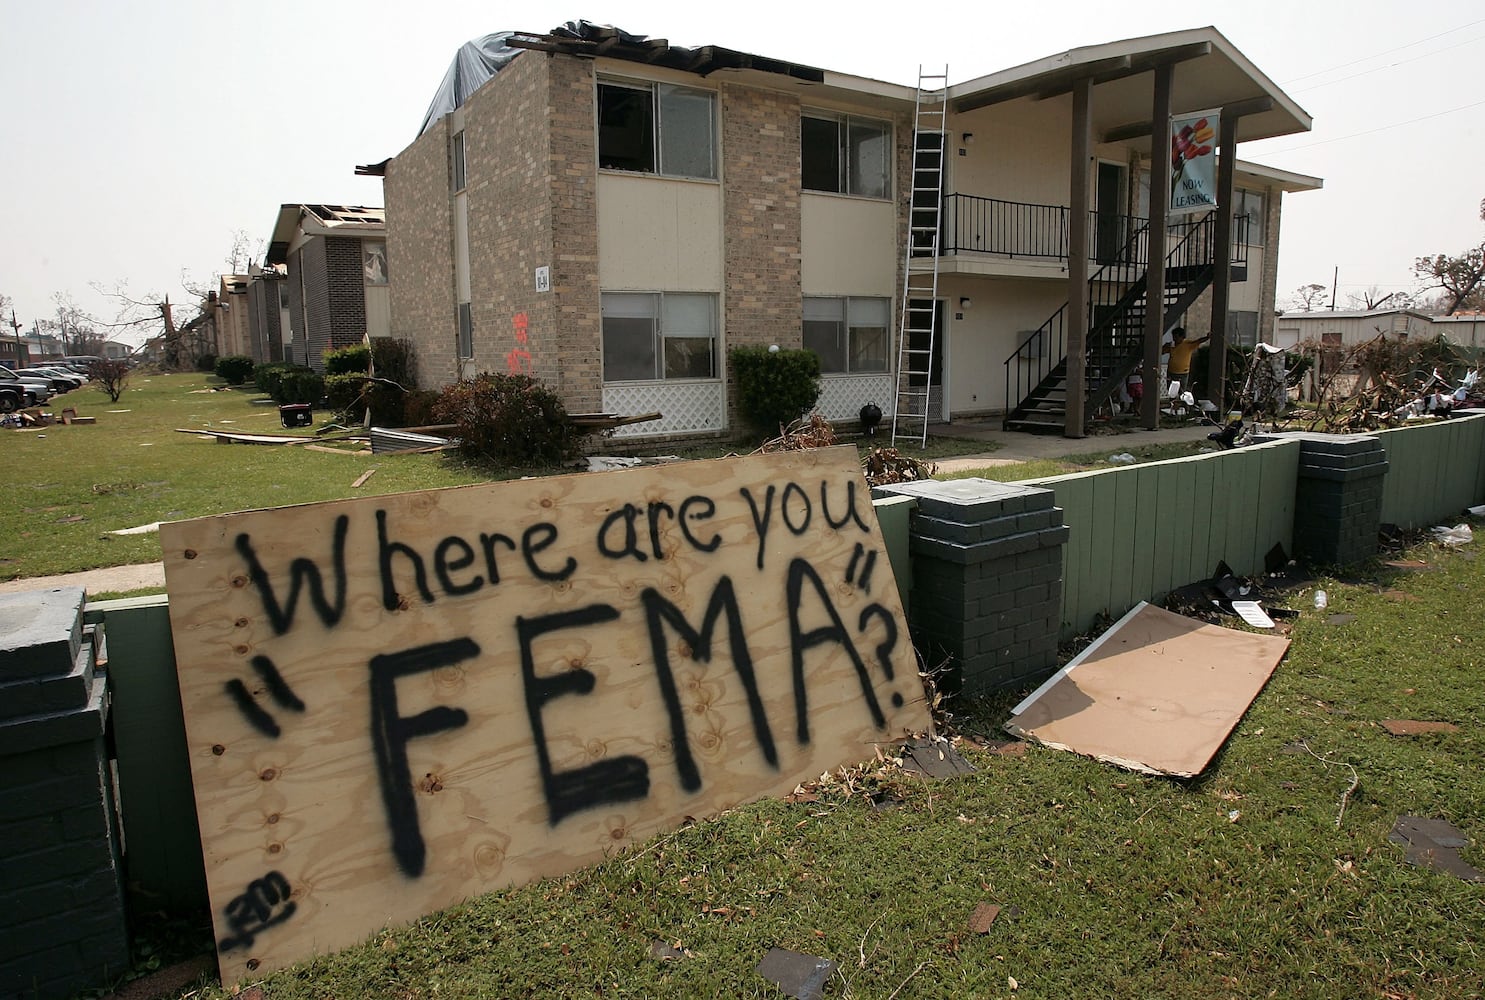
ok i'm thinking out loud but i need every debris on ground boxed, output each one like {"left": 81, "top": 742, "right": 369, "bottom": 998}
{"left": 1389, "top": 816, "right": 1484, "bottom": 882}
{"left": 584, "top": 455, "right": 681, "bottom": 471}
{"left": 896, "top": 736, "right": 975, "bottom": 779}
{"left": 752, "top": 412, "right": 937, "bottom": 486}
{"left": 648, "top": 940, "right": 692, "bottom": 961}
{"left": 968, "top": 902, "right": 1002, "bottom": 934}
{"left": 1431, "top": 524, "right": 1473, "bottom": 547}
{"left": 1107, "top": 452, "right": 1136, "bottom": 464}
{"left": 756, "top": 947, "right": 837, "bottom": 1000}
{"left": 1380, "top": 720, "right": 1459, "bottom": 736}
{"left": 1006, "top": 603, "right": 1289, "bottom": 777}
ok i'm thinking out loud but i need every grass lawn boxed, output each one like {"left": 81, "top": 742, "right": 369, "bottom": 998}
{"left": 130, "top": 539, "right": 1483, "bottom": 1000}
{"left": 939, "top": 441, "right": 1215, "bottom": 483}
{"left": 1, "top": 375, "right": 992, "bottom": 584}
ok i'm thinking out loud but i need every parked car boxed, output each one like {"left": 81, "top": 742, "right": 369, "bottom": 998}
{"left": 30, "top": 366, "right": 87, "bottom": 389}
{"left": 0, "top": 366, "right": 52, "bottom": 409}
{"left": 11, "top": 367, "right": 76, "bottom": 394}
{"left": 61, "top": 355, "right": 104, "bottom": 375}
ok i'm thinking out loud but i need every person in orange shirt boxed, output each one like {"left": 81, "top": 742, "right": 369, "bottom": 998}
{"left": 1161, "top": 326, "right": 1208, "bottom": 391}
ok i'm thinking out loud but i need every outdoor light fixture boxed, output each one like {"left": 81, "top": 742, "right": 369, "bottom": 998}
{"left": 959, "top": 297, "right": 972, "bottom": 310}
{"left": 961, "top": 132, "right": 974, "bottom": 144}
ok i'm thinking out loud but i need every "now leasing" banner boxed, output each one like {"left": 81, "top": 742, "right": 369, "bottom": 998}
{"left": 1170, "top": 110, "right": 1220, "bottom": 216}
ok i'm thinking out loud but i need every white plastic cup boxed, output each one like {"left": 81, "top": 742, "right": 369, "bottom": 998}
{"left": 1314, "top": 590, "right": 1328, "bottom": 610}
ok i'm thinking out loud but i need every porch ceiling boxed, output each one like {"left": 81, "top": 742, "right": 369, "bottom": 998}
{"left": 951, "top": 26, "right": 1310, "bottom": 144}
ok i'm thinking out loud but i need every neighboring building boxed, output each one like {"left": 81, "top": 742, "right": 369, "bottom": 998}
{"left": 245, "top": 263, "right": 291, "bottom": 364}
{"left": 213, "top": 275, "right": 253, "bottom": 360}
{"left": 1276, "top": 308, "right": 1485, "bottom": 354}
{"left": 99, "top": 341, "right": 134, "bottom": 361}
{"left": 265, "top": 204, "right": 389, "bottom": 371}
{"left": 375, "top": 24, "right": 1319, "bottom": 439}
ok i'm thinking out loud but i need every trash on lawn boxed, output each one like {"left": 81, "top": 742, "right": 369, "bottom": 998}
{"left": 1004, "top": 602, "right": 1290, "bottom": 777}
{"left": 109, "top": 522, "right": 162, "bottom": 536}
{"left": 968, "top": 902, "right": 1002, "bottom": 933}
{"left": 1264, "top": 542, "right": 1290, "bottom": 575}
{"left": 649, "top": 940, "right": 691, "bottom": 961}
{"left": 1430, "top": 523, "right": 1473, "bottom": 546}
{"left": 897, "top": 736, "right": 975, "bottom": 779}
{"left": 1107, "top": 453, "right": 1137, "bottom": 464}
{"left": 1230, "top": 601, "right": 1275, "bottom": 629}
{"left": 1384, "top": 559, "right": 1432, "bottom": 570}
{"left": 585, "top": 455, "right": 680, "bottom": 472}
{"left": 351, "top": 468, "right": 377, "bottom": 489}
{"left": 1389, "top": 816, "right": 1483, "bottom": 882}
{"left": 756, "top": 947, "right": 837, "bottom": 1000}
{"left": 1467, "top": 503, "right": 1485, "bottom": 518}
{"left": 1380, "top": 720, "right": 1459, "bottom": 736}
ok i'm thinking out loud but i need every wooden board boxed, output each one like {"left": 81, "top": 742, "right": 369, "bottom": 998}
{"left": 1004, "top": 602, "right": 1288, "bottom": 777}
{"left": 160, "top": 446, "right": 928, "bottom": 983}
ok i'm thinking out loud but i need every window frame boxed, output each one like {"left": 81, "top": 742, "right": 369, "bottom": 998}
{"left": 600, "top": 291, "right": 719, "bottom": 383}
{"left": 451, "top": 130, "right": 467, "bottom": 193}
{"left": 363, "top": 241, "right": 388, "bottom": 286}
{"left": 596, "top": 79, "right": 717, "bottom": 181}
{"left": 803, "top": 295, "right": 893, "bottom": 375}
{"left": 1234, "top": 188, "right": 1265, "bottom": 245}
{"left": 801, "top": 110, "right": 892, "bottom": 200}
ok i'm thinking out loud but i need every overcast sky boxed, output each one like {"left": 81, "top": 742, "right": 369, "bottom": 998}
{"left": 2, "top": 0, "right": 1481, "bottom": 344}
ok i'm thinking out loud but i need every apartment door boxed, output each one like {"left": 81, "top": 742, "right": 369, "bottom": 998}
{"left": 1095, "top": 162, "right": 1127, "bottom": 264}
{"left": 906, "top": 298, "right": 947, "bottom": 421}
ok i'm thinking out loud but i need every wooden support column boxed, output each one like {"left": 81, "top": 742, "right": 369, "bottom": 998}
{"left": 1207, "top": 113, "right": 1239, "bottom": 414}
{"left": 1065, "top": 77, "right": 1092, "bottom": 438}
{"left": 1142, "top": 64, "right": 1173, "bottom": 430}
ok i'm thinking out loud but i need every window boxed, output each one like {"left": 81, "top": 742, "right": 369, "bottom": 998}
{"left": 601, "top": 292, "right": 717, "bottom": 382}
{"left": 456, "top": 303, "right": 473, "bottom": 359}
{"left": 363, "top": 242, "right": 388, "bottom": 285}
{"left": 801, "top": 112, "right": 890, "bottom": 198}
{"left": 803, "top": 297, "right": 890, "bottom": 374}
{"left": 1234, "top": 188, "right": 1265, "bottom": 245}
{"left": 597, "top": 82, "right": 716, "bottom": 179}
{"left": 452, "top": 130, "right": 467, "bottom": 192}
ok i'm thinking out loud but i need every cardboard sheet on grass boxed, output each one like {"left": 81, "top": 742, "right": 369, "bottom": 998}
{"left": 1005, "top": 602, "right": 1288, "bottom": 776}
{"left": 160, "top": 446, "right": 927, "bottom": 982}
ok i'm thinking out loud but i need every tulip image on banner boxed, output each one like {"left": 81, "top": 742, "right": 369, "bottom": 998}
{"left": 1170, "top": 110, "right": 1219, "bottom": 216}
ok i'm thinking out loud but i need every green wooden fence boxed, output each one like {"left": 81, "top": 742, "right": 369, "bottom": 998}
{"left": 1027, "top": 439, "right": 1301, "bottom": 638}
{"left": 1374, "top": 412, "right": 1485, "bottom": 529}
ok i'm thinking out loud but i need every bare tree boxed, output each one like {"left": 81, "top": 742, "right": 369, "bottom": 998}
{"left": 1289, "top": 283, "right": 1330, "bottom": 312}
{"left": 1343, "top": 286, "right": 1412, "bottom": 311}
{"left": 1414, "top": 198, "right": 1485, "bottom": 315}
{"left": 224, "top": 229, "right": 266, "bottom": 274}
{"left": 92, "top": 281, "right": 186, "bottom": 368}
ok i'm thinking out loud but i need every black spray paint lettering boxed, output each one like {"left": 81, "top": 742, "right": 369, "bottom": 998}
{"left": 741, "top": 480, "right": 873, "bottom": 570}
{"left": 845, "top": 542, "right": 878, "bottom": 594}
{"left": 370, "top": 638, "right": 477, "bottom": 877}
{"left": 639, "top": 577, "right": 780, "bottom": 794}
{"left": 224, "top": 656, "right": 305, "bottom": 738}
{"left": 217, "top": 870, "right": 296, "bottom": 952}
{"left": 597, "top": 496, "right": 723, "bottom": 562}
{"left": 518, "top": 605, "right": 651, "bottom": 827}
{"left": 376, "top": 511, "right": 577, "bottom": 611}
{"left": 235, "top": 515, "right": 349, "bottom": 635}
{"left": 786, "top": 557, "right": 891, "bottom": 744}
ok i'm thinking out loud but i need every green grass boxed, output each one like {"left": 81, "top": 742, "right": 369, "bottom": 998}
{"left": 139, "top": 541, "right": 1484, "bottom": 1000}
{"left": 2, "top": 379, "right": 994, "bottom": 582}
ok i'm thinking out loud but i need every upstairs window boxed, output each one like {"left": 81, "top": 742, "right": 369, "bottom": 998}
{"left": 452, "top": 130, "right": 467, "bottom": 192}
{"left": 363, "top": 242, "right": 388, "bottom": 285}
{"left": 802, "top": 112, "right": 890, "bottom": 198}
{"left": 1234, "top": 188, "right": 1265, "bottom": 245}
{"left": 601, "top": 292, "right": 717, "bottom": 382}
{"left": 803, "top": 297, "right": 890, "bottom": 374}
{"left": 598, "top": 81, "right": 716, "bottom": 180}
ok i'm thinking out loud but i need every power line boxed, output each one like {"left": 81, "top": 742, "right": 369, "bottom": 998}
{"left": 1255, "top": 98, "right": 1485, "bottom": 155}
{"left": 1293, "top": 34, "right": 1484, "bottom": 94}
{"left": 1283, "top": 17, "right": 1485, "bottom": 84}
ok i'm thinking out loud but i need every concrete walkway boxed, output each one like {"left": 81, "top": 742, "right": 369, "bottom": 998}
{"left": 3, "top": 419, "right": 1216, "bottom": 599}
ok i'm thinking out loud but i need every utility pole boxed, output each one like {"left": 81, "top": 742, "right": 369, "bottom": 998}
{"left": 8, "top": 310, "right": 22, "bottom": 366}
{"left": 1328, "top": 266, "right": 1338, "bottom": 311}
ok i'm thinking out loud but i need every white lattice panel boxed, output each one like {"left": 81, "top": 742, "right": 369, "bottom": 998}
{"left": 604, "top": 380, "right": 726, "bottom": 438}
{"left": 817, "top": 374, "right": 894, "bottom": 423}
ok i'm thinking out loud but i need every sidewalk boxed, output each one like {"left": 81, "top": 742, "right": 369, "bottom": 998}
{"left": 3, "top": 420, "right": 1217, "bottom": 599}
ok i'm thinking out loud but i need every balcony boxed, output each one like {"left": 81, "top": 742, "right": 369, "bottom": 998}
{"left": 933, "top": 194, "right": 1248, "bottom": 275}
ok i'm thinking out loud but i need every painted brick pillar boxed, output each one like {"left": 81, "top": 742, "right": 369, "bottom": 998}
{"left": 874, "top": 479, "right": 1068, "bottom": 694}
{"left": 1263, "top": 432, "right": 1389, "bottom": 567}
{"left": 0, "top": 588, "right": 129, "bottom": 1000}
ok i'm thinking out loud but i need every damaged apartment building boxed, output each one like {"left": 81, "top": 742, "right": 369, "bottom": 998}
{"left": 359, "top": 21, "right": 1319, "bottom": 439}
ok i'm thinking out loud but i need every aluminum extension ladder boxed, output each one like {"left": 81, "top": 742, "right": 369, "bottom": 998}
{"left": 891, "top": 65, "right": 948, "bottom": 447}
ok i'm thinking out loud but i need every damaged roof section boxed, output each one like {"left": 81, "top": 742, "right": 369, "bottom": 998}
{"left": 265, "top": 204, "right": 386, "bottom": 266}
{"left": 413, "top": 20, "right": 827, "bottom": 138}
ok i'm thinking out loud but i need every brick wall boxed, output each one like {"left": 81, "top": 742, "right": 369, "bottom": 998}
{"left": 721, "top": 84, "right": 803, "bottom": 427}
{"left": 299, "top": 237, "right": 331, "bottom": 370}
{"left": 1258, "top": 189, "right": 1283, "bottom": 343}
{"left": 386, "top": 117, "right": 457, "bottom": 389}
{"left": 547, "top": 55, "right": 601, "bottom": 412}
{"left": 247, "top": 276, "right": 285, "bottom": 363}
{"left": 285, "top": 249, "right": 306, "bottom": 367}
{"left": 325, "top": 236, "right": 368, "bottom": 355}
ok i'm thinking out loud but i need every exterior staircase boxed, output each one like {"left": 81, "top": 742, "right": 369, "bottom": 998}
{"left": 1002, "top": 212, "right": 1229, "bottom": 433}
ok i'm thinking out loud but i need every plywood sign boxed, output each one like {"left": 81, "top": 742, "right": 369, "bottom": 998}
{"left": 160, "top": 447, "right": 928, "bottom": 982}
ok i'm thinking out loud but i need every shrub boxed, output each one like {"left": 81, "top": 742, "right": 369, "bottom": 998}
{"left": 401, "top": 389, "right": 440, "bottom": 428}
{"left": 254, "top": 361, "right": 297, "bottom": 395}
{"left": 215, "top": 355, "right": 255, "bottom": 385}
{"left": 432, "top": 372, "right": 584, "bottom": 466}
{"left": 196, "top": 353, "right": 218, "bottom": 373}
{"left": 324, "top": 344, "right": 372, "bottom": 376}
{"left": 325, "top": 373, "right": 406, "bottom": 425}
{"left": 87, "top": 359, "right": 131, "bottom": 403}
{"left": 730, "top": 345, "right": 821, "bottom": 435}
{"left": 275, "top": 369, "right": 324, "bottom": 405}
{"left": 371, "top": 337, "right": 416, "bottom": 387}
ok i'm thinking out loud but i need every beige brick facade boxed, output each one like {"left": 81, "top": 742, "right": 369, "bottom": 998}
{"left": 385, "top": 118, "right": 456, "bottom": 389}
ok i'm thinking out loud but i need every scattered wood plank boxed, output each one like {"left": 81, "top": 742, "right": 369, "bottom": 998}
{"left": 350, "top": 469, "right": 377, "bottom": 489}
